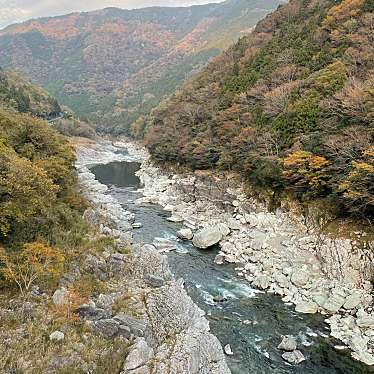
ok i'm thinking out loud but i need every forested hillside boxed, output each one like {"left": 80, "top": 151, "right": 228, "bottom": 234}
{"left": 0, "top": 0, "right": 281, "bottom": 134}
{"left": 0, "top": 69, "right": 88, "bottom": 291}
{"left": 0, "top": 67, "right": 61, "bottom": 117}
{"left": 145, "top": 0, "right": 374, "bottom": 218}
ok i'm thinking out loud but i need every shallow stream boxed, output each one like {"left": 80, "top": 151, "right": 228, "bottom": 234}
{"left": 90, "top": 156, "right": 371, "bottom": 374}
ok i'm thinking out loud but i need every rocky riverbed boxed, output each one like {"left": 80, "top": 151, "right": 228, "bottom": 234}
{"left": 116, "top": 141, "right": 374, "bottom": 367}
{"left": 75, "top": 141, "right": 230, "bottom": 374}
{"left": 75, "top": 139, "right": 374, "bottom": 370}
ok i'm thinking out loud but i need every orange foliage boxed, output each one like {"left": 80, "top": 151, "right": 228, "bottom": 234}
{"left": 0, "top": 242, "right": 64, "bottom": 296}
{"left": 52, "top": 287, "right": 86, "bottom": 322}
{"left": 323, "top": 0, "right": 364, "bottom": 28}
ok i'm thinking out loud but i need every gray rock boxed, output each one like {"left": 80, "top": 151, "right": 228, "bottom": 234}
{"left": 144, "top": 274, "right": 164, "bottom": 288}
{"left": 278, "top": 335, "right": 297, "bottom": 351}
{"left": 323, "top": 291, "right": 346, "bottom": 314}
{"left": 253, "top": 275, "right": 270, "bottom": 290}
{"left": 52, "top": 287, "right": 68, "bottom": 306}
{"left": 114, "top": 313, "right": 147, "bottom": 337}
{"left": 274, "top": 273, "right": 290, "bottom": 288}
{"left": 131, "top": 244, "right": 173, "bottom": 282}
{"left": 357, "top": 316, "right": 374, "bottom": 328}
{"left": 177, "top": 228, "right": 193, "bottom": 241}
{"left": 107, "top": 253, "right": 128, "bottom": 274}
{"left": 49, "top": 331, "right": 65, "bottom": 342}
{"left": 90, "top": 318, "right": 119, "bottom": 339}
{"left": 84, "top": 254, "right": 107, "bottom": 280}
{"left": 217, "top": 223, "right": 230, "bottom": 237}
{"left": 214, "top": 254, "right": 225, "bottom": 265}
{"left": 77, "top": 304, "right": 108, "bottom": 321}
{"left": 192, "top": 226, "right": 223, "bottom": 249}
{"left": 291, "top": 269, "right": 309, "bottom": 287}
{"left": 96, "top": 294, "right": 114, "bottom": 311}
{"left": 123, "top": 338, "right": 154, "bottom": 372}
{"left": 227, "top": 218, "right": 241, "bottom": 230}
{"left": 282, "top": 350, "right": 305, "bottom": 365}
{"left": 166, "top": 329, "right": 231, "bottom": 373}
{"left": 295, "top": 301, "right": 318, "bottom": 314}
{"left": 167, "top": 215, "right": 184, "bottom": 223}
{"left": 132, "top": 222, "right": 143, "bottom": 229}
{"left": 152, "top": 238, "right": 176, "bottom": 252}
{"left": 343, "top": 291, "right": 362, "bottom": 310}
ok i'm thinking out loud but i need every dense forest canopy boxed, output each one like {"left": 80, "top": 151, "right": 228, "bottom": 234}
{"left": 145, "top": 0, "right": 374, "bottom": 218}
{"left": 0, "top": 70, "right": 84, "bottom": 251}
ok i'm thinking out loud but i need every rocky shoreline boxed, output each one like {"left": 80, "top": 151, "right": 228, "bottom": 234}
{"left": 75, "top": 141, "right": 230, "bottom": 374}
{"left": 111, "top": 141, "right": 374, "bottom": 367}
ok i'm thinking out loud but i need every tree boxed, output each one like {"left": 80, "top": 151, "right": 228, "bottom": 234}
{"left": 283, "top": 151, "right": 331, "bottom": 198}
{"left": 0, "top": 242, "right": 64, "bottom": 296}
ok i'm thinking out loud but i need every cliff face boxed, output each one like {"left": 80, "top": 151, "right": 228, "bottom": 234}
{"left": 0, "top": 0, "right": 281, "bottom": 133}
{"left": 145, "top": 0, "right": 374, "bottom": 219}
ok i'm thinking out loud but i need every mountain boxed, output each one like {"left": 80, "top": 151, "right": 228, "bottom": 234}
{"left": 0, "top": 67, "right": 61, "bottom": 118}
{"left": 145, "top": 0, "right": 374, "bottom": 218}
{"left": 0, "top": 0, "right": 282, "bottom": 133}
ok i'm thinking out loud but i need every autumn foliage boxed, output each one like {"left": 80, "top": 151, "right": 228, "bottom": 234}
{"left": 145, "top": 0, "right": 374, "bottom": 218}
{"left": 0, "top": 242, "right": 64, "bottom": 296}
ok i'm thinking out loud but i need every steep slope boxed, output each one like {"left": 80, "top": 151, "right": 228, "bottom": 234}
{"left": 0, "top": 0, "right": 281, "bottom": 133}
{"left": 0, "top": 67, "right": 61, "bottom": 117}
{"left": 145, "top": 0, "right": 374, "bottom": 218}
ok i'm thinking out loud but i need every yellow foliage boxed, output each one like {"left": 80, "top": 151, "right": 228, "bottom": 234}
{"left": 0, "top": 242, "right": 64, "bottom": 296}
{"left": 352, "top": 161, "right": 374, "bottom": 173}
{"left": 323, "top": 0, "right": 364, "bottom": 28}
{"left": 283, "top": 151, "right": 330, "bottom": 195}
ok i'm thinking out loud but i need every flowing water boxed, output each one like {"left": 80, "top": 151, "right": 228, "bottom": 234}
{"left": 90, "top": 157, "right": 372, "bottom": 374}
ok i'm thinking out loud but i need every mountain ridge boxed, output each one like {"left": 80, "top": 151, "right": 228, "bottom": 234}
{"left": 0, "top": 0, "right": 281, "bottom": 133}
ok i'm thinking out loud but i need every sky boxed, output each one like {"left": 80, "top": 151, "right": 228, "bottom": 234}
{"left": 0, "top": 0, "right": 223, "bottom": 29}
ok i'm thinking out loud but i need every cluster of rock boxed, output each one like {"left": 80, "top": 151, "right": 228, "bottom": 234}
{"left": 277, "top": 335, "right": 305, "bottom": 365}
{"left": 135, "top": 156, "right": 374, "bottom": 366}
{"left": 74, "top": 142, "right": 230, "bottom": 374}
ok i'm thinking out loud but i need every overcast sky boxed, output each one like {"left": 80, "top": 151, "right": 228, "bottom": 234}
{"left": 0, "top": 0, "right": 223, "bottom": 29}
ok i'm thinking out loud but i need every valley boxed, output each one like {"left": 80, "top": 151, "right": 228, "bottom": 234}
{"left": 0, "top": 0, "right": 373, "bottom": 372}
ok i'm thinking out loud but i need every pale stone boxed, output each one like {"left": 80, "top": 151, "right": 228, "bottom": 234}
{"left": 177, "top": 228, "right": 193, "bottom": 241}
{"left": 224, "top": 344, "right": 234, "bottom": 355}
{"left": 344, "top": 291, "right": 362, "bottom": 310}
{"left": 253, "top": 275, "right": 270, "bottom": 290}
{"left": 291, "top": 269, "right": 309, "bottom": 287}
{"left": 52, "top": 287, "right": 68, "bottom": 305}
{"left": 192, "top": 226, "right": 223, "bottom": 249}
{"left": 278, "top": 335, "right": 297, "bottom": 351}
{"left": 295, "top": 301, "right": 318, "bottom": 314}
{"left": 357, "top": 316, "right": 374, "bottom": 329}
{"left": 282, "top": 350, "right": 305, "bottom": 365}
{"left": 50, "top": 331, "right": 64, "bottom": 341}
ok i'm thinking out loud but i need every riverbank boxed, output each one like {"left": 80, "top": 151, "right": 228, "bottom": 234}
{"left": 107, "top": 140, "right": 374, "bottom": 367}
{"left": 75, "top": 141, "right": 231, "bottom": 373}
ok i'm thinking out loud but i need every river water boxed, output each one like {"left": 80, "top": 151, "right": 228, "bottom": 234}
{"left": 90, "top": 158, "right": 371, "bottom": 374}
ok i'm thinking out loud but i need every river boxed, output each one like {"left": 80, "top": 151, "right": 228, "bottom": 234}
{"left": 89, "top": 154, "right": 371, "bottom": 374}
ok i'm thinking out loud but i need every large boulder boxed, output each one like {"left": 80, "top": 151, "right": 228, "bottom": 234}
{"left": 192, "top": 227, "right": 223, "bottom": 249}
